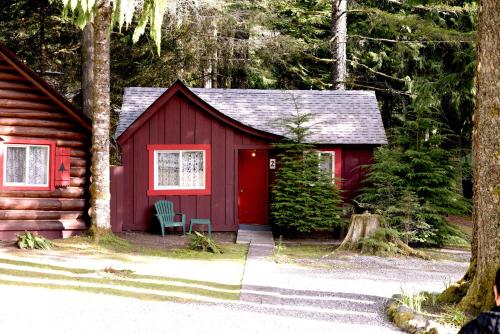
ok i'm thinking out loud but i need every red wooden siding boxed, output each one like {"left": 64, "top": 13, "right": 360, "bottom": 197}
{"left": 341, "top": 147, "right": 374, "bottom": 202}
{"left": 113, "top": 94, "right": 271, "bottom": 232}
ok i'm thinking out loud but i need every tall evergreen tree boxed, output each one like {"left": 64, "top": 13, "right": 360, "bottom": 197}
{"left": 271, "top": 98, "right": 343, "bottom": 233}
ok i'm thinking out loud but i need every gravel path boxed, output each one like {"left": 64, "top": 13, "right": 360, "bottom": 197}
{"left": 0, "top": 245, "right": 468, "bottom": 334}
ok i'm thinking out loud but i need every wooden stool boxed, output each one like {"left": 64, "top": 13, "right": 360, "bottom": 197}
{"left": 189, "top": 218, "right": 212, "bottom": 238}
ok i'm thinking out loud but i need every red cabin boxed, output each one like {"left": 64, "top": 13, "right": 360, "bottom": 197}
{"left": 111, "top": 80, "right": 387, "bottom": 233}
{"left": 0, "top": 44, "right": 91, "bottom": 240}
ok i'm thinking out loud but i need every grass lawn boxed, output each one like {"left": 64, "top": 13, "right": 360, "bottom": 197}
{"left": 54, "top": 234, "right": 248, "bottom": 262}
{"left": 0, "top": 234, "right": 248, "bottom": 303}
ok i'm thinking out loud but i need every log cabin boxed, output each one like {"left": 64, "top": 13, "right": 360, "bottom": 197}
{"left": 0, "top": 44, "right": 91, "bottom": 240}
{"left": 111, "top": 80, "right": 387, "bottom": 233}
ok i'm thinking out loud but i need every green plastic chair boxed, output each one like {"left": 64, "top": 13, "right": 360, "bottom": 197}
{"left": 154, "top": 200, "right": 186, "bottom": 236}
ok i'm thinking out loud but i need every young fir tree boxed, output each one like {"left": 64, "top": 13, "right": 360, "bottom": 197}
{"left": 358, "top": 89, "right": 470, "bottom": 246}
{"left": 271, "top": 105, "right": 343, "bottom": 233}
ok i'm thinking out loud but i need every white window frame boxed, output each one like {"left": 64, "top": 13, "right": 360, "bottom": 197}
{"left": 3, "top": 144, "right": 50, "bottom": 187}
{"left": 318, "top": 151, "right": 336, "bottom": 181}
{"left": 153, "top": 149, "right": 206, "bottom": 190}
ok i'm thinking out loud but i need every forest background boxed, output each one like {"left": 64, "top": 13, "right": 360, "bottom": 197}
{"left": 0, "top": 0, "right": 477, "bottom": 245}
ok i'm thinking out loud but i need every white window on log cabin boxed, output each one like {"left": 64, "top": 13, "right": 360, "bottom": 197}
{"left": 154, "top": 150, "right": 206, "bottom": 190}
{"left": 3, "top": 144, "right": 49, "bottom": 187}
{"left": 319, "top": 151, "right": 335, "bottom": 181}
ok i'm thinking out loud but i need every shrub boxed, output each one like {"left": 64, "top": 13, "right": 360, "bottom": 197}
{"left": 189, "top": 232, "right": 223, "bottom": 254}
{"left": 16, "top": 232, "right": 52, "bottom": 250}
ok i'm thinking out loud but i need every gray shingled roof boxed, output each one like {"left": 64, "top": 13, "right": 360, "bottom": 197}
{"left": 117, "top": 86, "right": 387, "bottom": 145}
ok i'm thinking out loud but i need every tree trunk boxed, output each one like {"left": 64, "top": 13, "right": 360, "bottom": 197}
{"left": 339, "top": 213, "right": 382, "bottom": 247}
{"left": 458, "top": 0, "right": 500, "bottom": 313}
{"left": 82, "top": 19, "right": 94, "bottom": 118}
{"left": 331, "top": 0, "right": 347, "bottom": 90}
{"left": 90, "top": 0, "right": 111, "bottom": 231}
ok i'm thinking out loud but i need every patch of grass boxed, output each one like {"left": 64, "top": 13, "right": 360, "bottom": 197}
{"left": 398, "top": 288, "right": 427, "bottom": 313}
{"left": 0, "top": 256, "right": 241, "bottom": 291}
{"left": 278, "top": 244, "right": 337, "bottom": 259}
{"left": 0, "top": 278, "right": 192, "bottom": 303}
{"left": 0, "top": 267, "right": 240, "bottom": 300}
{"left": 419, "top": 248, "right": 470, "bottom": 262}
{"left": 439, "top": 305, "right": 468, "bottom": 327}
{"left": 0, "top": 258, "right": 95, "bottom": 274}
{"left": 54, "top": 235, "right": 248, "bottom": 262}
{"left": 442, "top": 234, "right": 471, "bottom": 249}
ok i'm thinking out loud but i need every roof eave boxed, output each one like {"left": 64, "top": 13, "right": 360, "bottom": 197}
{"left": 117, "top": 80, "right": 283, "bottom": 145}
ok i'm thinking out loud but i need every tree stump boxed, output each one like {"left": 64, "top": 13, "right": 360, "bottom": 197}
{"left": 338, "top": 213, "right": 383, "bottom": 249}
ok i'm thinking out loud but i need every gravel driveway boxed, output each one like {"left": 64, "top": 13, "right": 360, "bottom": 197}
{"left": 0, "top": 247, "right": 468, "bottom": 334}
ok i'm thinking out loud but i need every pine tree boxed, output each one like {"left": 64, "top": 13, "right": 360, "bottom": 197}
{"left": 271, "top": 99, "right": 343, "bottom": 233}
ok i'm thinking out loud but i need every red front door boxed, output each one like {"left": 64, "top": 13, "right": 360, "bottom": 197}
{"left": 238, "top": 149, "right": 268, "bottom": 225}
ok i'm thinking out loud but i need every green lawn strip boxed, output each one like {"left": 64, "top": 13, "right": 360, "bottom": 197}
{"left": 0, "top": 278, "right": 194, "bottom": 303}
{"left": 278, "top": 244, "right": 337, "bottom": 259}
{"left": 0, "top": 258, "right": 95, "bottom": 274}
{"left": 0, "top": 267, "right": 240, "bottom": 300}
{"left": 54, "top": 236, "right": 248, "bottom": 262}
{"left": 125, "top": 273, "right": 240, "bottom": 291}
{"left": 0, "top": 257, "right": 241, "bottom": 291}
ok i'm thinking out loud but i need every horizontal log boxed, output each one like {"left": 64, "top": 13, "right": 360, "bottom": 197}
{"left": 0, "top": 80, "right": 37, "bottom": 91}
{"left": 71, "top": 149, "right": 88, "bottom": 158}
{"left": 56, "top": 139, "right": 87, "bottom": 148}
{"left": 70, "top": 157, "right": 87, "bottom": 167}
{"left": 0, "top": 117, "right": 76, "bottom": 129}
{"left": 0, "top": 220, "right": 87, "bottom": 231}
{"left": 0, "top": 125, "right": 86, "bottom": 140}
{"left": 0, "top": 73, "right": 26, "bottom": 82}
{"left": 70, "top": 177, "right": 86, "bottom": 187}
{"left": 0, "top": 108, "right": 68, "bottom": 120}
{"left": 0, "top": 136, "right": 87, "bottom": 149}
{"left": 0, "top": 210, "right": 82, "bottom": 220}
{"left": 0, "top": 88, "right": 49, "bottom": 101}
{"left": 0, "top": 98, "right": 57, "bottom": 111}
{"left": 0, "top": 187, "right": 85, "bottom": 199}
{"left": 0, "top": 198, "right": 85, "bottom": 210}
{"left": 71, "top": 167, "right": 87, "bottom": 178}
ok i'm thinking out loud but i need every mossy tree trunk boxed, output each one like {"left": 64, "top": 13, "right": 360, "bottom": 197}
{"left": 457, "top": 0, "right": 500, "bottom": 314}
{"left": 90, "top": 0, "right": 111, "bottom": 234}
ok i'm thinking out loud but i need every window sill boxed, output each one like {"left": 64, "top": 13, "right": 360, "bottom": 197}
{"left": 147, "top": 188, "right": 211, "bottom": 196}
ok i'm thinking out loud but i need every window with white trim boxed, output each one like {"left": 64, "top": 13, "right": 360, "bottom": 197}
{"left": 319, "top": 151, "right": 336, "bottom": 181}
{"left": 154, "top": 150, "right": 206, "bottom": 190}
{"left": 4, "top": 144, "right": 50, "bottom": 187}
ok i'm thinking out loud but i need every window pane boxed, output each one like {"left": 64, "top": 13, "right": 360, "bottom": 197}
{"left": 319, "top": 152, "right": 334, "bottom": 180}
{"left": 157, "top": 152, "right": 180, "bottom": 187}
{"left": 181, "top": 151, "right": 204, "bottom": 188}
{"left": 6, "top": 147, "right": 26, "bottom": 183}
{"left": 28, "top": 146, "right": 49, "bottom": 185}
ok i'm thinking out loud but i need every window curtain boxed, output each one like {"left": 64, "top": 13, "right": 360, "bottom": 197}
{"left": 181, "top": 151, "right": 204, "bottom": 187}
{"left": 157, "top": 152, "right": 180, "bottom": 187}
{"left": 6, "top": 147, "right": 26, "bottom": 183}
{"left": 28, "top": 146, "right": 48, "bottom": 185}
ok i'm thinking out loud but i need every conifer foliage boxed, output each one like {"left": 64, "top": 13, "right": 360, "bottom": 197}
{"left": 358, "top": 97, "right": 471, "bottom": 246}
{"left": 271, "top": 101, "right": 343, "bottom": 233}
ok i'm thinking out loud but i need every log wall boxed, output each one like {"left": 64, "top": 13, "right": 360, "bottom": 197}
{"left": 0, "top": 55, "right": 90, "bottom": 240}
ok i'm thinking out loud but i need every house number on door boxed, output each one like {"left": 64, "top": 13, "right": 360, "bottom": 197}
{"left": 269, "top": 158, "right": 276, "bottom": 169}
